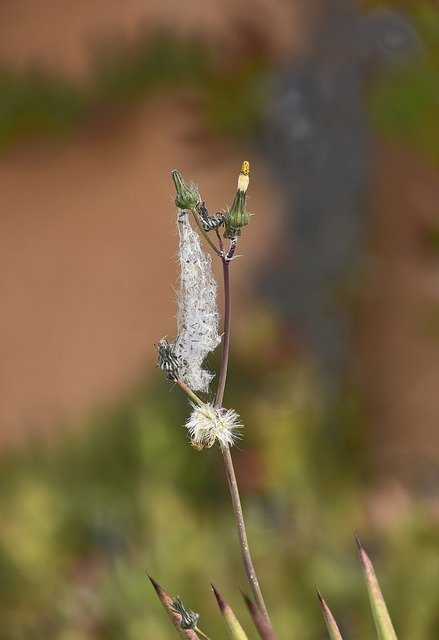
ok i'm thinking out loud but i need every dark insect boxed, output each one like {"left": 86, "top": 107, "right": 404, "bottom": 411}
{"left": 201, "top": 213, "right": 224, "bottom": 231}
{"left": 196, "top": 202, "right": 224, "bottom": 232}
{"left": 156, "top": 338, "right": 181, "bottom": 380}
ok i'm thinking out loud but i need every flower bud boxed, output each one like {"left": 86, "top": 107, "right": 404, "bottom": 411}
{"left": 223, "top": 161, "right": 250, "bottom": 239}
{"left": 171, "top": 170, "right": 201, "bottom": 210}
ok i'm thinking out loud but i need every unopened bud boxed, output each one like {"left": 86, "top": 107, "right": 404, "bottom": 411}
{"left": 171, "top": 170, "right": 201, "bottom": 210}
{"left": 223, "top": 161, "right": 250, "bottom": 239}
{"left": 237, "top": 160, "right": 250, "bottom": 192}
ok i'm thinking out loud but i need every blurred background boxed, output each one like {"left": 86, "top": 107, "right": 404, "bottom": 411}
{"left": 0, "top": 0, "right": 438, "bottom": 638}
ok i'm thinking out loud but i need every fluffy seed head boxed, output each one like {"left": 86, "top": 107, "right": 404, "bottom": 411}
{"left": 185, "top": 403, "right": 242, "bottom": 449}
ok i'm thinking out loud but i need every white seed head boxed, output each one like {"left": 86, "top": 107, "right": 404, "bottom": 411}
{"left": 174, "top": 211, "right": 221, "bottom": 392}
{"left": 185, "top": 403, "right": 242, "bottom": 449}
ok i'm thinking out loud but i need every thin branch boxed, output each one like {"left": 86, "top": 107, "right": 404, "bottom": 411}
{"left": 221, "top": 444, "right": 273, "bottom": 632}
{"left": 214, "top": 258, "right": 231, "bottom": 408}
{"left": 214, "top": 250, "right": 276, "bottom": 639}
{"left": 190, "top": 208, "right": 223, "bottom": 257}
{"left": 225, "top": 238, "right": 238, "bottom": 263}
{"left": 215, "top": 227, "right": 224, "bottom": 255}
{"left": 176, "top": 378, "right": 204, "bottom": 406}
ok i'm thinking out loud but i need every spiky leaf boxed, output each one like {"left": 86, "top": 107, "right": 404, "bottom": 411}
{"left": 317, "top": 590, "right": 344, "bottom": 640}
{"left": 356, "top": 535, "right": 398, "bottom": 640}
{"left": 242, "top": 593, "right": 276, "bottom": 640}
{"left": 147, "top": 573, "right": 199, "bottom": 640}
{"left": 212, "top": 585, "right": 250, "bottom": 640}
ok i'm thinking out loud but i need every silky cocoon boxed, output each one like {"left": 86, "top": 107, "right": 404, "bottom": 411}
{"left": 174, "top": 211, "right": 221, "bottom": 392}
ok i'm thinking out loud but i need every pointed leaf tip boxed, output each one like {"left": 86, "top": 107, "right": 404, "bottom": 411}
{"left": 242, "top": 593, "right": 276, "bottom": 640}
{"left": 211, "top": 583, "right": 227, "bottom": 613}
{"left": 147, "top": 574, "right": 198, "bottom": 639}
{"left": 317, "top": 590, "right": 344, "bottom": 640}
{"left": 242, "top": 592, "right": 254, "bottom": 610}
{"left": 147, "top": 571, "right": 164, "bottom": 596}
{"left": 212, "top": 586, "right": 250, "bottom": 640}
{"left": 146, "top": 571, "right": 156, "bottom": 585}
{"left": 356, "top": 538, "right": 398, "bottom": 640}
{"left": 355, "top": 531, "right": 364, "bottom": 552}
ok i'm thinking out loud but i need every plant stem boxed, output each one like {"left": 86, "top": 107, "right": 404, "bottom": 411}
{"left": 176, "top": 378, "right": 204, "bottom": 406}
{"left": 190, "top": 208, "right": 222, "bottom": 257}
{"left": 221, "top": 445, "right": 273, "bottom": 630}
{"left": 215, "top": 251, "right": 276, "bottom": 639}
{"left": 214, "top": 259, "right": 231, "bottom": 408}
{"left": 215, "top": 228, "right": 224, "bottom": 254}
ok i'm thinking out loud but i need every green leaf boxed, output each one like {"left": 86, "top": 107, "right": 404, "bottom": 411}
{"left": 356, "top": 535, "right": 398, "bottom": 640}
{"left": 317, "top": 590, "right": 344, "bottom": 640}
{"left": 147, "top": 573, "right": 199, "bottom": 640}
{"left": 212, "top": 585, "right": 250, "bottom": 640}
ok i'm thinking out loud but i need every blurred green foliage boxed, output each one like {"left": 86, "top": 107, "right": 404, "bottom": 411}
{"left": 0, "top": 315, "right": 437, "bottom": 639}
{"left": 1, "top": 5, "right": 438, "bottom": 637}
{"left": 0, "top": 32, "right": 269, "bottom": 149}
{"left": 0, "top": 69, "right": 87, "bottom": 147}
{"left": 1, "top": 2, "right": 438, "bottom": 163}
{"left": 367, "top": 2, "right": 439, "bottom": 165}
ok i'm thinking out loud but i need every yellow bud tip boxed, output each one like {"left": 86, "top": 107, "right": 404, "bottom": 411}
{"left": 237, "top": 161, "right": 250, "bottom": 193}
{"left": 241, "top": 160, "right": 250, "bottom": 175}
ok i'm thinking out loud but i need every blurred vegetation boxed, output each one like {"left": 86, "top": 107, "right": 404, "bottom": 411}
{"left": 0, "top": 2, "right": 439, "bottom": 162}
{"left": 1, "top": 3, "right": 438, "bottom": 638}
{"left": 367, "top": 1, "right": 439, "bottom": 165}
{"left": 0, "top": 315, "right": 438, "bottom": 639}
{"left": 0, "top": 32, "right": 269, "bottom": 149}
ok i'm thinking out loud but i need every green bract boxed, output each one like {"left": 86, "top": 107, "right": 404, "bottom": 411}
{"left": 223, "top": 189, "right": 250, "bottom": 238}
{"left": 171, "top": 170, "right": 201, "bottom": 210}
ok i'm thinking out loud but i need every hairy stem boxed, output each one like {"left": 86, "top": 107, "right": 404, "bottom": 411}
{"left": 215, "top": 252, "right": 276, "bottom": 639}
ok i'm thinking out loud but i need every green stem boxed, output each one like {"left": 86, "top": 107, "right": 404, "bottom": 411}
{"left": 176, "top": 378, "right": 204, "bottom": 406}
{"left": 190, "top": 208, "right": 222, "bottom": 257}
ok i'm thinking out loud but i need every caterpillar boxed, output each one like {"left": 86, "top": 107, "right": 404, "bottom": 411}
{"left": 197, "top": 202, "right": 224, "bottom": 232}
{"left": 201, "top": 213, "right": 224, "bottom": 231}
{"left": 156, "top": 338, "right": 181, "bottom": 380}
